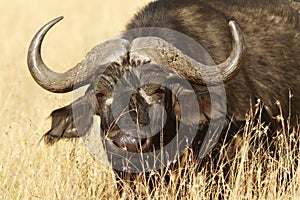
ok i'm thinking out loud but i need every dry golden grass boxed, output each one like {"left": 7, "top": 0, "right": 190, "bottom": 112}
{"left": 113, "top": 102, "right": 300, "bottom": 199}
{"left": 1, "top": 0, "right": 299, "bottom": 199}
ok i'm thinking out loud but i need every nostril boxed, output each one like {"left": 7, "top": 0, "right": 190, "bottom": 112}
{"left": 140, "top": 137, "right": 147, "bottom": 146}
{"left": 110, "top": 130, "right": 148, "bottom": 152}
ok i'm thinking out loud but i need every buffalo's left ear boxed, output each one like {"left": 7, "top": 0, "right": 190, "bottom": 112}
{"left": 174, "top": 92, "right": 226, "bottom": 125}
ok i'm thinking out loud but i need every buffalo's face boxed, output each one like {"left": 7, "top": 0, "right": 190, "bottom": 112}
{"left": 96, "top": 66, "right": 180, "bottom": 153}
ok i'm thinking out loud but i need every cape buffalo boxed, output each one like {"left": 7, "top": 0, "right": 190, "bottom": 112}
{"left": 28, "top": 0, "right": 299, "bottom": 180}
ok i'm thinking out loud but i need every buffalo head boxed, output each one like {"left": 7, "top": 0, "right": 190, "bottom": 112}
{"left": 28, "top": 16, "right": 245, "bottom": 171}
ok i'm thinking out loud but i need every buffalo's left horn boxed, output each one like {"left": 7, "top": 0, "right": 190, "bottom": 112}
{"left": 129, "top": 21, "right": 246, "bottom": 84}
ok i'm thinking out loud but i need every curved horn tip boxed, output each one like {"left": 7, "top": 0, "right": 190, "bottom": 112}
{"left": 28, "top": 16, "right": 64, "bottom": 50}
{"left": 46, "top": 16, "right": 64, "bottom": 29}
{"left": 228, "top": 20, "right": 240, "bottom": 29}
{"left": 228, "top": 21, "right": 238, "bottom": 34}
{"left": 228, "top": 20, "right": 244, "bottom": 40}
{"left": 228, "top": 20, "right": 236, "bottom": 27}
{"left": 40, "top": 16, "right": 64, "bottom": 33}
{"left": 52, "top": 16, "right": 64, "bottom": 23}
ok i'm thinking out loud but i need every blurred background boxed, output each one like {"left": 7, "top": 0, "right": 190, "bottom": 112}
{"left": 0, "top": 0, "right": 151, "bottom": 198}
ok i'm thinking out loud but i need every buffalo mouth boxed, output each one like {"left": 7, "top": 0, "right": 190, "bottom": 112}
{"left": 107, "top": 129, "right": 150, "bottom": 153}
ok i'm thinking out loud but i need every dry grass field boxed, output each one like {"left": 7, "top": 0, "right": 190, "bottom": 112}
{"left": 1, "top": 0, "right": 299, "bottom": 199}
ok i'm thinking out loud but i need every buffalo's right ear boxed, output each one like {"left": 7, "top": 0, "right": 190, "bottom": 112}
{"left": 43, "top": 98, "right": 94, "bottom": 145}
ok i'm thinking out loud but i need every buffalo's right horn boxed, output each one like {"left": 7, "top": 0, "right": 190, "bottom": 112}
{"left": 27, "top": 17, "right": 129, "bottom": 93}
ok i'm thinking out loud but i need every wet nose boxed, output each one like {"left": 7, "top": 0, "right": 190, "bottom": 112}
{"left": 110, "top": 130, "right": 148, "bottom": 152}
